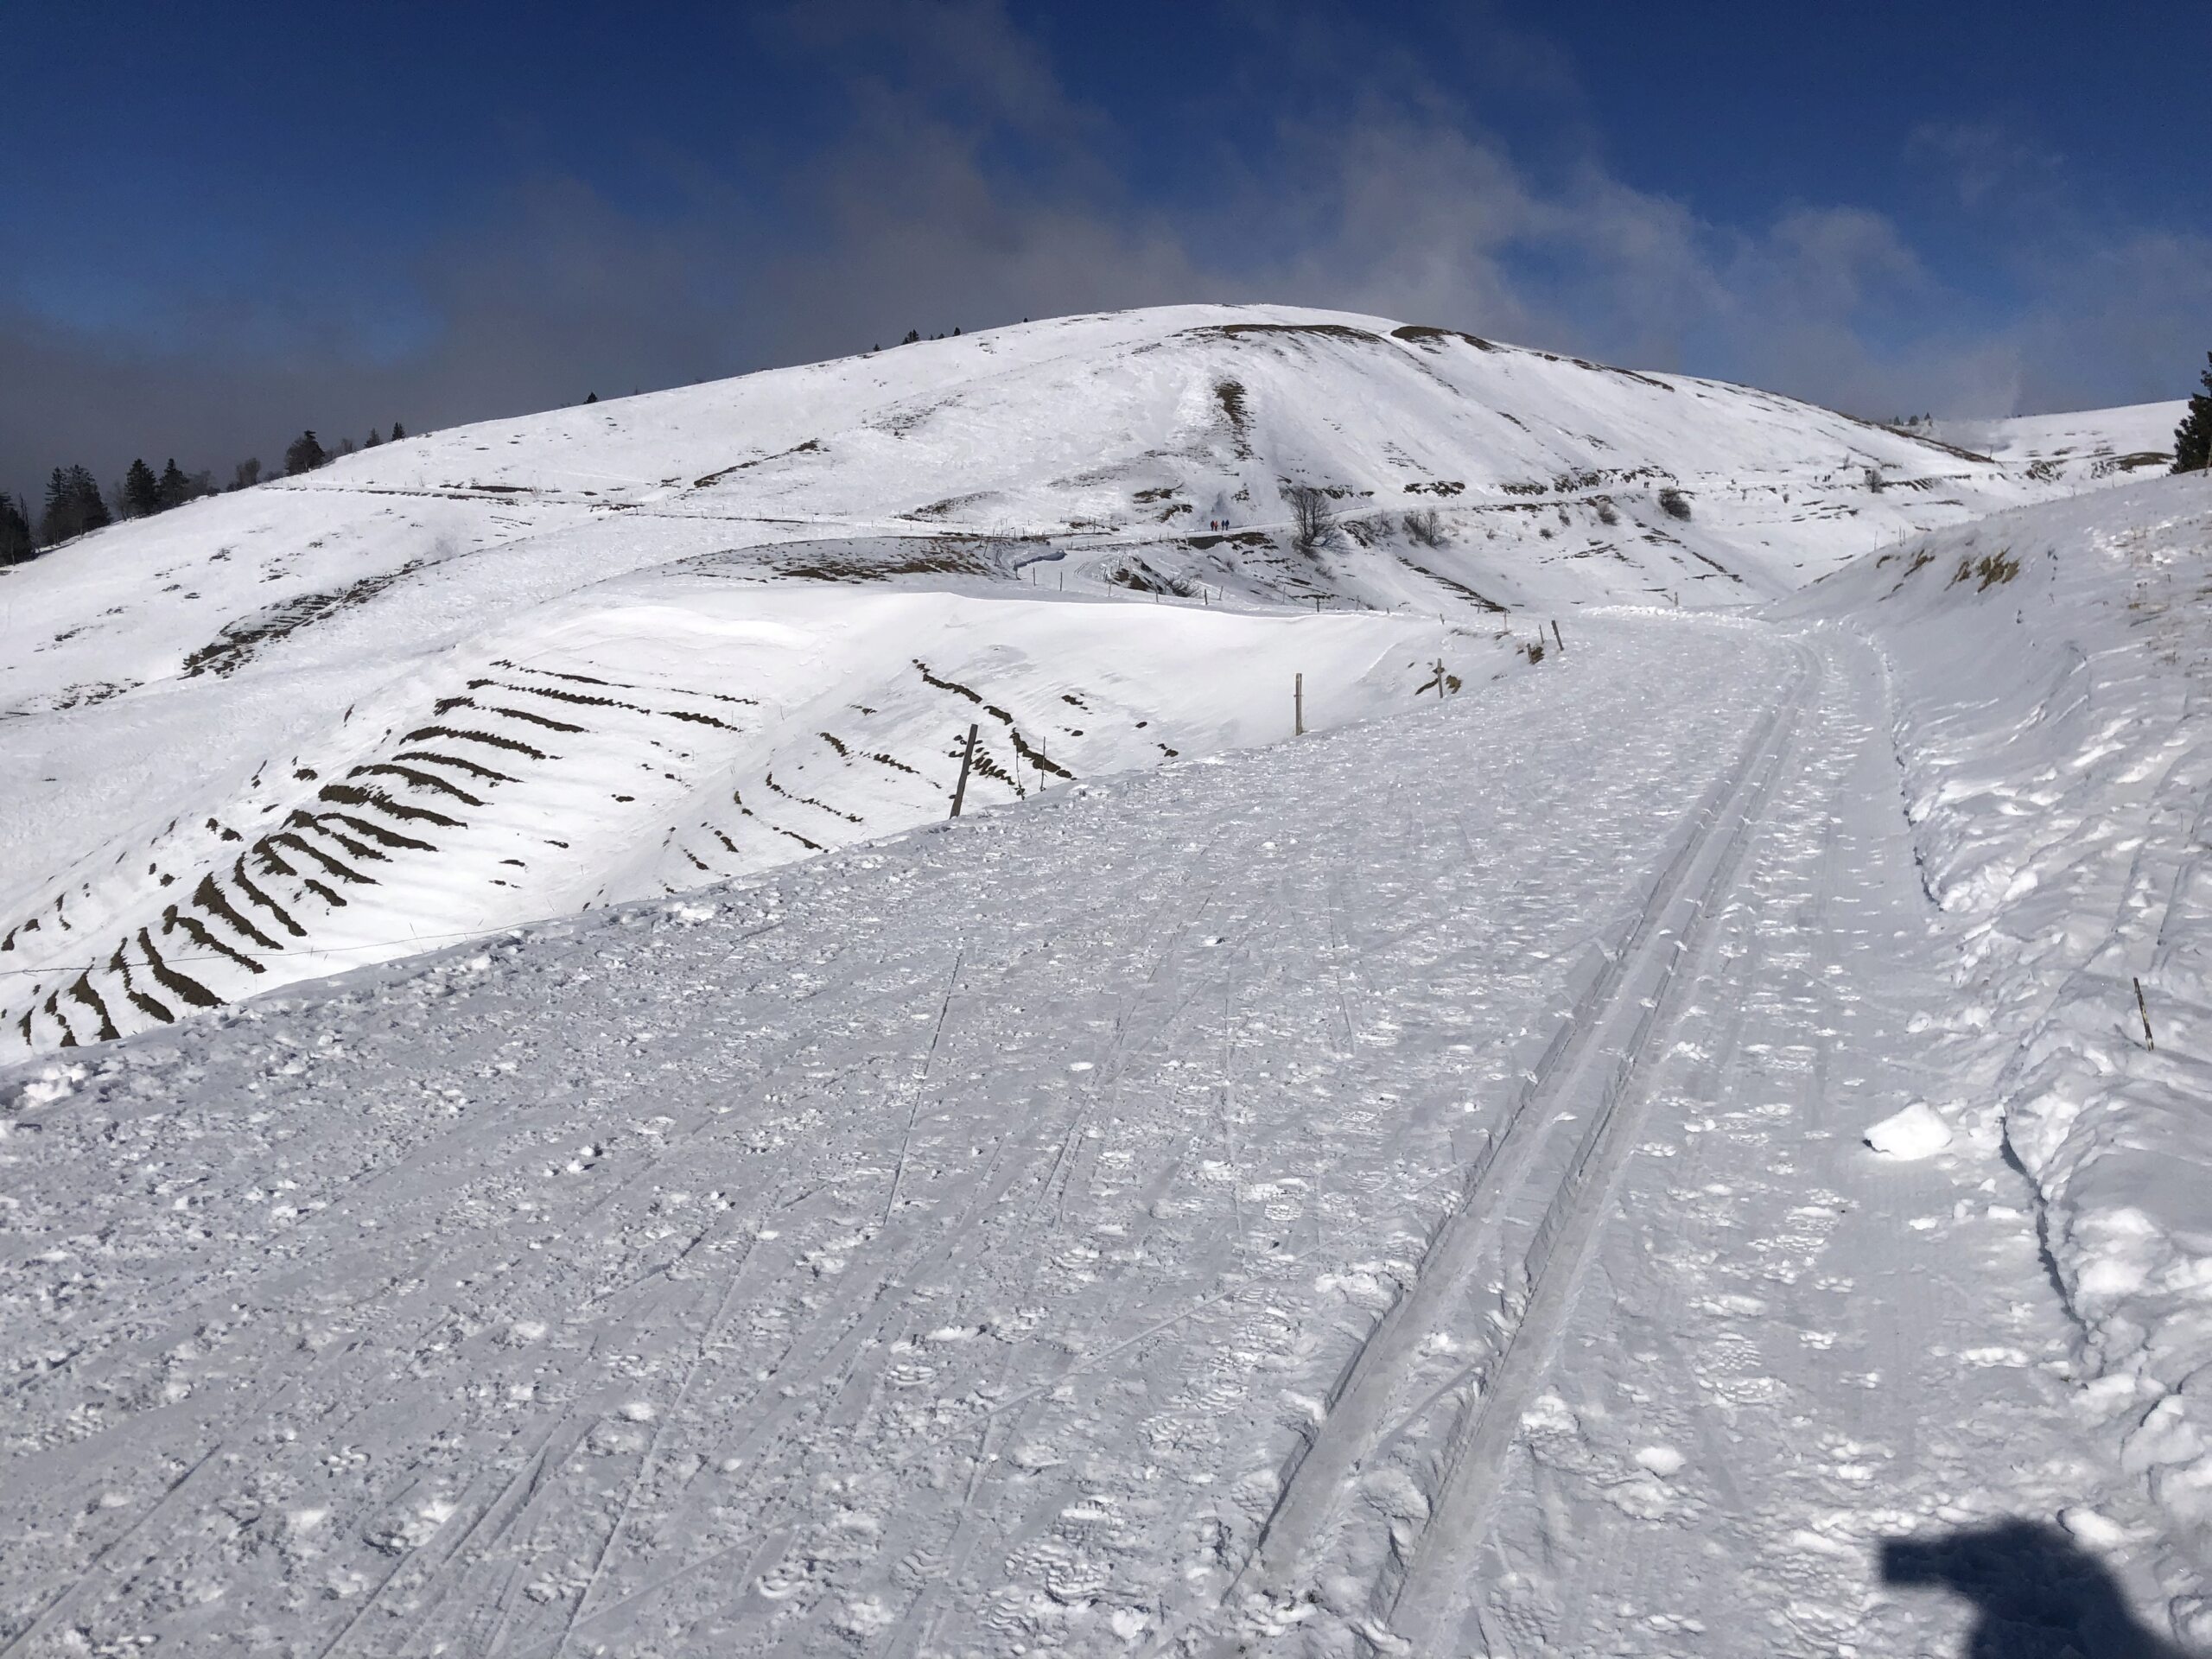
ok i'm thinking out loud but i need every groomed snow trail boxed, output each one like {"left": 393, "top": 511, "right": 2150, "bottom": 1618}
{"left": 0, "top": 616, "right": 2162, "bottom": 1656}
{"left": 1385, "top": 631, "right": 2175, "bottom": 1658}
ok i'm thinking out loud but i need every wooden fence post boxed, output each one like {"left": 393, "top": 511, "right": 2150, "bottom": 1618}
{"left": 1295, "top": 673, "right": 1305, "bottom": 736}
{"left": 949, "top": 723, "right": 979, "bottom": 817}
{"left": 1552, "top": 619, "right": 1566, "bottom": 653}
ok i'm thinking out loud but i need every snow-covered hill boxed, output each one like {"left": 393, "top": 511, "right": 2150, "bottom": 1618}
{"left": 1936, "top": 398, "right": 2184, "bottom": 489}
{"left": 0, "top": 305, "right": 2126, "bottom": 1055}
{"left": 7, "top": 302, "right": 2212, "bottom": 1651}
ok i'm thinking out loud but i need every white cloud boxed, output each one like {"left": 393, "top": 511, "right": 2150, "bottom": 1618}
{"left": 5, "top": 3, "right": 2205, "bottom": 494}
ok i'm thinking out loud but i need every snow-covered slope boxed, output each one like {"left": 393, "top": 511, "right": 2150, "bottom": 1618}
{"left": 1789, "top": 469, "right": 2212, "bottom": 1573}
{"left": 6, "top": 598, "right": 2197, "bottom": 1656}
{"left": 0, "top": 305, "right": 2120, "bottom": 1056}
{"left": 12, "top": 331, "right": 2212, "bottom": 1647}
{"left": 1936, "top": 399, "right": 2184, "bottom": 489}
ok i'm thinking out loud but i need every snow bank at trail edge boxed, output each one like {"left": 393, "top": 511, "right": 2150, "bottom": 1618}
{"left": 1789, "top": 469, "right": 2212, "bottom": 1576}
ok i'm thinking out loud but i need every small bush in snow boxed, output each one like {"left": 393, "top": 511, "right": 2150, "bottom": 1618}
{"left": 1402, "top": 507, "right": 1445, "bottom": 548}
{"left": 1657, "top": 486, "right": 1693, "bottom": 521}
{"left": 1950, "top": 550, "right": 2020, "bottom": 590}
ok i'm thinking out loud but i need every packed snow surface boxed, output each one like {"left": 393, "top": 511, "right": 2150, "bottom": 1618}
{"left": 4, "top": 302, "right": 2210, "bottom": 1654}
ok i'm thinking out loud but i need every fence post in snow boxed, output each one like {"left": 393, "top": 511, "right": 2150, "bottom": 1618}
{"left": 1552, "top": 619, "right": 1566, "bottom": 653}
{"left": 2136, "top": 976, "right": 2155, "bottom": 1052}
{"left": 1295, "top": 673, "right": 1305, "bottom": 737}
{"left": 950, "top": 723, "right": 980, "bottom": 818}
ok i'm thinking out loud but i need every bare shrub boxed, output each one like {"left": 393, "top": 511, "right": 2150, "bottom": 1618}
{"left": 1594, "top": 497, "right": 1620, "bottom": 526}
{"left": 1948, "top": 550, "right": 2019, "bottom": 590}
{"left": 1285, "top": 484, "right": 1343, "bottom": 557}
{"left": 1657, "top": 486, "right": 1693, "bottom": 521}
{"left": 1402, "top": 507, "right": 1446, "bottom": 548}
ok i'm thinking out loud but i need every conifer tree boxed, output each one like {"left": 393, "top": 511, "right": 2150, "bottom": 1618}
{"left": 40, "top": 466, "right": 109, "bottom": 544}
{"left": 284, "top": 430, "right": 327, "bottom": 475}
{"left": 389, "top": 421, "right": 406, "bottom": 442}
{"left": 124, "top": 458, "right": 161, "bottom": 518}
{"left": 2175, "top": 353, "right": 2212, "bottom": 474}
{"left": 365, "top": 427, "right": 383, "bottom": 448}
{"left": 584, "top": 392, "right": 597, "bottom": 404}
{"left": 0, "top": 491, "right": 32, "bottom": 565}
{"left": 157, "top": 459, "right": 189, "bottom": 510}
{"left": 41, "top": 467, "right": 71, "bottom": 543}
{"left": 77, "top": 466, "right": 111, "bottom": 532}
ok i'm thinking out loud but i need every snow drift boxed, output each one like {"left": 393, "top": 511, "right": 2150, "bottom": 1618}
{"left": 1792, "top": 469, "right": 2212, "bottom": 1556}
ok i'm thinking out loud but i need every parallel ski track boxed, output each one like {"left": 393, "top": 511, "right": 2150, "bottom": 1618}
{"left": 1140, "top": 629, "right": 1819, "bottom": 1656}
{"left": 1378, "top": 637, "right": 1818, "bottom": 1652}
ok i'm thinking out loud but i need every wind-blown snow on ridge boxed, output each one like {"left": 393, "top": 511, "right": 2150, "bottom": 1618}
{"left": 0, "top": 303, "right": 2141, "bottom": 1055}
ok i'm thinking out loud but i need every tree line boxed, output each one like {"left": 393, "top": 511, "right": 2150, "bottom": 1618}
{"left": 1, "top": 423, "right": 409, "bottom": 567}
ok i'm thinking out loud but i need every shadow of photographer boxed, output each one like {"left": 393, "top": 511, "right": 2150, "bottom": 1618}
{"left": 1883, "top": 1518, "right": 2192, "bottom": 1658}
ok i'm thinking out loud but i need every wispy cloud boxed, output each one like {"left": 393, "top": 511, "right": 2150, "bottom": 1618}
{"left": 3, "top": 1, "right": 2202, "bottom": 498}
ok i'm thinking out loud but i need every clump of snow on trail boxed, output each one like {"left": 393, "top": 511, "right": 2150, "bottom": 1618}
{"left": 1792, "top": 469, "right": 2212, "bottom": 1556}
{"left": 1864, "top": 1100, "right": 1954, "bottom": 1159}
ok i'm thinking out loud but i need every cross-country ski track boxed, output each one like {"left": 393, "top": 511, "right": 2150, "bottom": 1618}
{"left": 3, "top": 595, "right": 2177, "bottom": 1658}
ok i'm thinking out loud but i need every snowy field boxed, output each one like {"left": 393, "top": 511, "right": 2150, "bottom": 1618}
{"left": 4, "top": 307, "right": 2210, "bottom": 1655}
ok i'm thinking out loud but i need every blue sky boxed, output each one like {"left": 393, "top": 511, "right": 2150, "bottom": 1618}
{"left": 3, "top": 1, "right": 2207, "bottom": 495}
